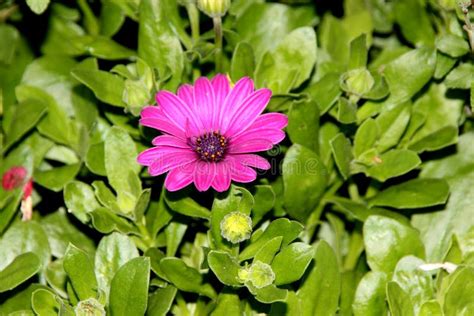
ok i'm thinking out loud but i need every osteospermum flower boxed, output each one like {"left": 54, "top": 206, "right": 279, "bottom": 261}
{"left": 2, "top": 166, "right": 34, "bottom": 221}
{"left": 137, "top": 75, "right": 288, "bottom": 192}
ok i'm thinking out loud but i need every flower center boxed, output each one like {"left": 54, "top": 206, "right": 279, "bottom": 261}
{"left": 192, "top": 131, "right": 227, "bottom": 162}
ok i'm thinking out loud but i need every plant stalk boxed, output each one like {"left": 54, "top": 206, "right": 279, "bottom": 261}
{"left": 213, "top": 16, "right": 224, "bottom": 73}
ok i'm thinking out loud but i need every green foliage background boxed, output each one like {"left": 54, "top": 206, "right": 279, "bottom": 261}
{"left": 1, "top": 0, "right": 474, "bottom": 315}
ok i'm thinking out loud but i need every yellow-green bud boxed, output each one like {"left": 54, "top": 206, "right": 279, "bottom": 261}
{"left": 220, "top": 211, "right": 252, "bottom": 244}
{"left": 75, "top": 298, "right": 106, "bottom": 316}
{"left": 247, "top": 261, "right": 275, "bottom": 288}
{"left": 197, "top": 0, "right": 231, "bottom": 18}
{"left": 341, "top": 68, "right": 374, "bottom": 96}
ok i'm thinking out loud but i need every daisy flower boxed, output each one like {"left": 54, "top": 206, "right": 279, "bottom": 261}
{"left": 137, "top": 75, "right": 288, "bottom": 192}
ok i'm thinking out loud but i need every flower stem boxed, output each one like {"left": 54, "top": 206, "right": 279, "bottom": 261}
{"left": 213, "top": 16, "right": 224, "bottom": 73}
{"left": 461, "top": 4, "right": 474, "bottom": 53}
{"left": 186, "top": 2, "right": 200, "bottom": 45}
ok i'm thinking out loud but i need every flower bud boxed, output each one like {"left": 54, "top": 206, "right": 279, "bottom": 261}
{"left": 75, "top": 298, "right": 106, "bottom": 316}
{"left": 340, "top": 68, "right": 375, "bottom": 96}
{"left": 220, "top": 211, "right": 252, "bottom": 244}
{"left": 247, "top": 261, "right": 275, "bottom": 288}
{"left": 197, "top": 0, "right": 231, "bottom": 18}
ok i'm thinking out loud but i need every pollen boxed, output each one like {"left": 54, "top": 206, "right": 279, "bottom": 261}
{"left": 192, "top": 131, "right": 228, "bottom": 162}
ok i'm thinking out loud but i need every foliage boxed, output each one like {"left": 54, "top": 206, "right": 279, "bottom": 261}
{"left": 1, "top": 0, "right": 474, "bottom": 314}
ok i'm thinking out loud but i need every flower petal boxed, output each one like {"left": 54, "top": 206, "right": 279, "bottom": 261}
{"left": 194, "top": 77, "right": 216, "bottom": 131}
{"left": 165, "top": 163, "right": 195, "bottom": 191}
{"left": 228, "top": 138, "right": 274, "bottom": 154}
{"left": 244, "top": 113, "right": 288, "bottom": 131}
{"left": 156, "top": 90, "right": 202, "bottom": 135}
{"left": 212, "top": 74, "right": 230, "bottom": 109}
{"left": 211, "top": 161, "right": 232, "bottom": 192}
{"left": 140, "top": 106, "right": 186, "bottom": 139}
{"left": 224, "top": 88, "right": 272, "bottom": 136}
{"left": 152, "top": 135, "right": 189, "bottom": 148}
{"left": 220, "top": 77, "right": 254, "bottom": 132}
{"left": 231, "top": 128, "right": 285, "bottom": 145}
{"left": 227, "top": 158, "right": 257, "bottom": 183}
{"left": 177, "top": 84, "right": 194, "bottom": 107}
{"left": 193, "top": 161, "right": 216, "bottom": 191}
{"left": 233, "top": 154, "right": 271, "bottom": 170}
{"left": 149, "top": 151, "right": 197, "bottom": 176}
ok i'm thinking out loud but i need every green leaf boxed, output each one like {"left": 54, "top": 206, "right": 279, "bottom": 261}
{"left": 349, "top": 34, "right": 368, "bottom": 70}
{"left": 104, "top": 126, "right": 141, "bottom": 213}
{"left": 251, "top": 185, "right": 275, "bottom": 225}
{"left": 394, "top": 0, "right": 434, "bottom": 46}
{"left": 283, "top": 144, "right": 328, "bottom": 221}
{"left": 407, "top": 84, "right": 462, "bottom": 153}
{"left": 255, "top": 27, "right": 317, "bottom": 93}
{"left": 63, "top": 244, "right": 98, "bottom": 301}
{"left": 330, "top": 133, "right": 353, "bottom": 179}
{"left": 306, "top": 73, "right": 342, "bottom": 114}
{"left": 434, "top": 52, "right": 457, "bottom": 79}
{"left": 4, "top": 99, "right": 47, "bottom": 151}
{"left": 0, "top": 253, "right": 41, "bottom": 293}
{"left": 100, "top": 1, "right": 125, "bottom": 37}
{"left": 445, "top": 63, "right": 474, "bottom": 89}
{"left": 387, "top": 281, "right": 414, "bottom": 316}
{"left": 109, "top": 257, "right": 150, "bottom": 316}
{"left": 160, "top": 257, "right": 216, "bottom": 299}
{"left": 35, "top": 163, "right": 82, "bottom": 192}
{"left": 414, "top": 133, "right": 474, "bottom": 260}
{"left": 392, "top": 256, "right": 434, "bottom": 315}
{"left": 436, "top": 34, "right": 469, "bottom": 57}
{"left": 369, "top": 178, "right": 450, "bottom": 209}
{"left": 235, "top": 3, "right": 316, "bottom": 61}
{"left": 297, "top": 241, "right": 340, "bottom": 316}
{"left": 246, "top": 283, "right": 288, "bottom": 304}
{"left": 239, "top": 218, "right": 303, "bottom": 261}
{"left": 418, "top": 301, "right": 443, "bottom": 316}
{"left": 363, "top": 216, "right": 425, "bottom": 273}
{"left": 164, "top": 191, "right": 211, "bottom": 219}
{"left": 165, "top": 222, "right": 187, "bottom": 257}
{"left": 230, "top": 42, "right": 255, "bottom": 82}
{"left": 208, "top": 251, "right": 242, "bottom": 287}
{"left": 138, "top": 0, "right": 184, "bottom": 90}
{"left": 45, "top": 260, "right": 68, "bottom": 298}
{"left": 85, "top": 37, "right": 135, "bottom": 60}
{"left": 335, "top": 97, "right": 357, "bottom": 124}
{"left": 41, "top": 210, "right": 95, "bottom": 258}
{"left": 95, "top": 233, "right": 139, "bottom": 299}
{"left": 72, "top": 66, "right": 126, "bottom": 107}
{"left": 287, "top": 100, "right": 319, "bottom": 153}
{"left": 211, "top": 292, "right": 242, "bottom": 316}
{"left": 271, "top": 242, "right": 313, "bottom": 286}
{"left": 26, "top": 0, "right": 50, "bottom": 14}
{"left": 31, "top": 289, "right": 61, "bottom": 316}
{"left": 353, "top": 272, "right": 387, "bottom": 316}
{"left": 89, "top": 207, "right": 138, "bottom": 235}
{"left": 354, "top": 118, "right": 378, "bottom": 157}
{"left": 0, "top": 221, "right": 51, "bottom": 272}
{"left": 147, "top": 286, "right": 177, "bottom": 316}
{"left": 366, "top": 149, "right": 421, "bottom": 182}
{"left": 254, "top": 237, "right": 283, "bottom": 265}
{"left": 443, "top": 267, "right": 474, "bottom": 316}
{"left": 0, "top": 24, "right": 19, "bottom": 65}
{"left": 64, "top": 181, "right": 101, "bottom": 224}
{"left": 383, "top": 47, "right": 436, "bottom": 105}
{"left": 375, "top": 101, "right": 411, "bottom": 153}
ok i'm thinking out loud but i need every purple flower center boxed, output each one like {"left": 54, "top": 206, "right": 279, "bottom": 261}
{"left": 191, "top": 131, "right": 227, "bottom": 162}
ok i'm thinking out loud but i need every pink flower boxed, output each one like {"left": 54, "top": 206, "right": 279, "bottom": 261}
{"left": 2, "top": 166, "right": 34, "bottom": 221}
{"left": 137, "top": 75, "right": 288, "bottom": 192}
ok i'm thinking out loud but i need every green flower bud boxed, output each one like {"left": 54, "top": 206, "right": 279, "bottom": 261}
{"left": 247, "top": 261, "right": 275, "bottom": 288}
{"left": 220, "top": 211, "right": 252, "bottom": 244}
{"left": 75, "top": 298, "right": 106, "bottom": 316}
{"left": 341, "top": 68, "right": 374, "bottom": 96}
{"left": 197, "top": 0, "right": 231, "bottom": 18}
{"left": 238, "top": 265, "right": 250, "bottom": 283}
